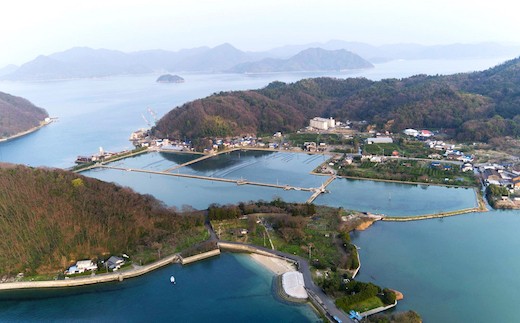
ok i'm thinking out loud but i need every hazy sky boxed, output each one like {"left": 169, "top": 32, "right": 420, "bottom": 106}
{"left": 1, "top": 0, "right": 518, "bottom": 66}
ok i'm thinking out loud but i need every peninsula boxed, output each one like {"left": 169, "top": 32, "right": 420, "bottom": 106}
{"left": 0, "top": 91, "right": 49, "bottom": 141}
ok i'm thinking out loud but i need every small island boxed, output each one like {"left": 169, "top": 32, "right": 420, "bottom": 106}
{"left": 156, "top": 74, "right": 184, "bottom": 83}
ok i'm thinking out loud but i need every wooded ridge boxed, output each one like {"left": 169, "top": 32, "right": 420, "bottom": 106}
{"left": 153, "top": 56, "right": 520, "bottom": 142}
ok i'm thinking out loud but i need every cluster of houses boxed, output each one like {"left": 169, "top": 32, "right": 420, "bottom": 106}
{"left": 403, "top": 128, "right": 434, "bottom": 138}
{"left": 480, "top": 164, "right": 520, "bottom": 190}
{"left": 75, "top": 147, "right": 120, "bottom": 164}
{"left": 130, "top": 129, "right": 192, "bottom": 152}
{"left": 66, "top": 256, "right": 126, "bottom": 275}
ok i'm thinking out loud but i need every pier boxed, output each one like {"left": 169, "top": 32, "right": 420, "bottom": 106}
{"left": 306, "top": 175, "right": 336, "bottom": 204}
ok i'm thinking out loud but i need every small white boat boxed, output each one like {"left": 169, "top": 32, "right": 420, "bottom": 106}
{"left": 170, "top": 276, "right": 175, "bottom": 284}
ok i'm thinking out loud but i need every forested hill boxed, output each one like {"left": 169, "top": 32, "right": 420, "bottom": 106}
{"left": 153, "top": 57, "right": 520, "bottom": 143}
{"left": 0, "top": 92, "right": 48, "bottom": 139}
{"left": 0, "top": 165, "right": 203, "bottom": 275}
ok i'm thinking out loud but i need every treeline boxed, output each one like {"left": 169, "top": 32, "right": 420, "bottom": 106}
{"left": 0, "top": 91, "right": 48, "bottom": 139}
{"left": 207, "top": 199, "right": 316, "bottom": 221}
{"left": 0, "top": 165, "right": 204, "bottom": 275}
{"left": 152, "top": 57, "right": 520, "bottom": 143}
{"left": 485, "top": 184, "right": 511, "bottom": 209}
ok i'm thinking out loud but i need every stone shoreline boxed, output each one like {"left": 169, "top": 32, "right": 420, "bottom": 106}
{"left": 0, "top": 119, "right": 52, "bottom": 143}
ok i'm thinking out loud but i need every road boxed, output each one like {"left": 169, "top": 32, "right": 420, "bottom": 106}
{"left": 205, "top": 223, "right": 351, "bottom": 323}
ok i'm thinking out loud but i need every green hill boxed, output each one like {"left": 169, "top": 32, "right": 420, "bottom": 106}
{"left": 153, "top": 57, "right": 520, "bottom": 143}
{"left": 0, "top": 164, "right": 204, "bottom": 275}
{"left": 0, "top": 92, "right": 49, "bottom": 139}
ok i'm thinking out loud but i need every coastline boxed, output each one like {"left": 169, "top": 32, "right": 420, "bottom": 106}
{"left": 0, "top": 119, "right": 53, "bottom": 143}
{"left": 249, "top": 253, "right": 296, "bottom": 275}
{"left": 0, "top": 254, "right": 179, "bottom": 291}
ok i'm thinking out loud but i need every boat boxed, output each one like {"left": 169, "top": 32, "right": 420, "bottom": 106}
{"left": 170, "top": 276, "right": 175, "bottom": 284}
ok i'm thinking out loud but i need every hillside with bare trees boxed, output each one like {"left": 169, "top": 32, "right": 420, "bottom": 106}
{"left": 0, "top": 164, "right": 204, "bottom": 276}
{"left": 0, "top": 92, "right": 48, "bottom": 139}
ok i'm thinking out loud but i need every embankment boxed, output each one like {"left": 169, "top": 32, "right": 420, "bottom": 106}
{"left": 180, "top": 249, "right": 221, "bottom": 265}
{"left": 0, "top": 254, "right": 179, "bottom": 291}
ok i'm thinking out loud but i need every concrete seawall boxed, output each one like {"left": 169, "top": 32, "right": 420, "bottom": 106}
{"left": 0, "top": 254, "right": 179, "bottom": 291}
{"left": 180, "top": 249, "right": 221, "bottom": 265}
{"left": 360, "top": 301, "right": 397, "bottom": 317}
{"left": 218, "top": 242, "right": 296, "bottom": 264}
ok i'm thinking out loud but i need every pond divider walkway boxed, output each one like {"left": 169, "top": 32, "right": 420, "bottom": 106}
{"left": 96, "top": 165, "right": 320, "bottom": 194}
{"left": 163, "top": 153, "right": 216, "bottom": 172}
{"left": 306, "top": 175, "right": 336, "bottom": 204}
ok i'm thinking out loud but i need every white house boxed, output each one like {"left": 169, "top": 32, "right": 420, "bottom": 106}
{"left": 403, "top": 128, "right": 419, "bottom": 137}
{"left": 67, "top": 260, "right": 97, "bottom": 275}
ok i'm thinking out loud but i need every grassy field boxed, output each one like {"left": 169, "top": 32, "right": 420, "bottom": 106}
{"left": 211, "top": 207, "right": 357, "bottom": 270}
{"left": 344, "top": 296, "right": 385, "bottom": 313}
{"left": 362, "top": 139, "right": 434, "bottom": 158}
{"left": 338, "top": 159, "right": 478, "bottom": 186}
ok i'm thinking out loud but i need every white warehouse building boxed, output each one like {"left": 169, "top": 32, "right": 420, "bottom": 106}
{"left": 310, "top": 117, "right": 335, "bottom": 130}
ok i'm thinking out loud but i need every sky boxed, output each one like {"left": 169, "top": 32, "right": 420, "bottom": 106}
{"left": 1, "top": 0, "right": 519, "bottom": 66}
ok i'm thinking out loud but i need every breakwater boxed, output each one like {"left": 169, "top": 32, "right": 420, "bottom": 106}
{"left": 180, "top": 249, "right": 221, "bottom": 265}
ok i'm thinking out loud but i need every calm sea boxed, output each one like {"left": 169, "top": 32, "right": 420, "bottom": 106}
{"left": 0, "top": 56, "right": 517, "bottom": 321}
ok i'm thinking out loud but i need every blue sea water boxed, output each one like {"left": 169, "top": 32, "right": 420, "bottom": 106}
{"left": 0, "top": 253, "right": 319, "bottom": 322}
{"left": 351, "top": 210, "right": 520, "bottom": 322}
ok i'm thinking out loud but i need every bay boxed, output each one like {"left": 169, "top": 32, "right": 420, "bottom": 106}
{"left": 0, "top": 253, "right": 319, "bottom": 322}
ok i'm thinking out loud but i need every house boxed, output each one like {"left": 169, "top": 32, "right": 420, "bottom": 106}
{"left": 418, "top": 129, "right": 433, "bottom": 138}
{"left": 512, "top": 176, "right": 520, "bottom": 190}
{"left": 403, "top": 128, "right": 419, "bottom": 137}
{"left": 106, "top": 256, "right": 125, "bottom": 270}
{"left": 461, "top": 163, "right": 473, "bottom": 172}
{"left": 66, "top": 259, "right": 97, "bottom": 275}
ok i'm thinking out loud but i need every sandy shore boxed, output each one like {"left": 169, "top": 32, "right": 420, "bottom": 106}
{"left": 249, "top": 253, "right": 296, "bottom": 275}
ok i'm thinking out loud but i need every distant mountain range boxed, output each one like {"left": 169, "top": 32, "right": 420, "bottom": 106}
{"left": 1, "top": 41, "right": 519, "bottom": 80}
{"left": 0, "top": 92, "right": 48, "bottom": 139}
{"left": 264, "top": 40, "right": 520, "bottom": 62}
{"left": 227, "top": 48, "right": 373, "bottom": 73}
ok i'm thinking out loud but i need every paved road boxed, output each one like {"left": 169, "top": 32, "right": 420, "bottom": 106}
{"left": 206, "top": 218, "right": 351, "bottom": 323}
{"left": 220, "top": 241, "right": 350, "bottom": 322}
